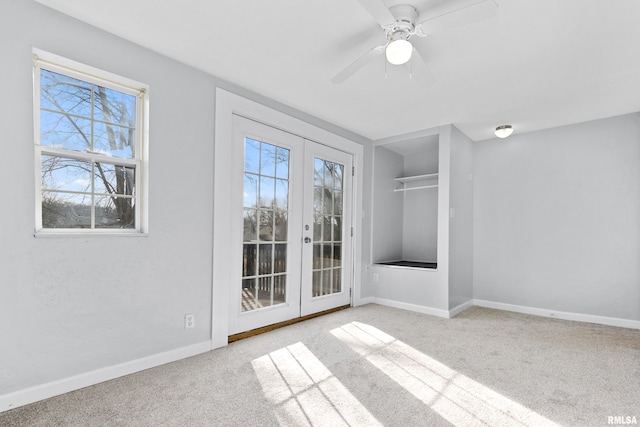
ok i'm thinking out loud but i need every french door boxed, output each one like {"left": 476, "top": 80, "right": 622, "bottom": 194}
{"left": 229, "top": 115, "right": 353, "bottom": 335}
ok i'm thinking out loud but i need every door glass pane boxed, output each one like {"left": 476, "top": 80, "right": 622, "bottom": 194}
{"left": 241, "top": 138, "right": 290, "bottom": 312}
{"left": 259, "top": 210, "right": 273, "bottom": 241}
{"left": 261, "top": 144, "right": 276, "bottom": 177}
{"left": 243, "top": 209, "right": 257, "bottom": 241}
{"left": 274, "top": 211, "right": 288, "bottom": 241}
{"left": 312, "top": 158, "right": 344, "bottom": 298}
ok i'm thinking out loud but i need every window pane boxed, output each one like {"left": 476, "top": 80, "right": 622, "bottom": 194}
{"left": 41, "top": 192, "right": 92, "bottom": 228}
{"left": 313, "top": 219, "right": 322, "bottom": 241}
{"left": 275, "top": 147, "right": 289, "bottom": 179}
{"left": 94, "top": 163, "right": 135, "bottom": 196}
{"left": 259, "top": 244, "right": 273, "bottom": 275}
{"left": 244, "top": 174, "right": 258, "bottom": 208}
{"left": 273, "top": 275, "right": 286, "bottom": 305}
{"left": 259, "top": 177, "right": 275, "bottom": 208}
{"left": 312, "top": 271, "right": 322, "bottom": 297}
{"left": 313, "top": 244, "right": 322, "bottom": 269}
{"left": 314, "top": 158, "right": 323, "bottom": 186}
{"left": 259, "top": 210, "right": 273, "bottom": 241}
{"left": 93, "top": 86, "right": 136, "bottom": 128}
{"left": 40, "top": 110, "right": 91, "bottom": 152}
{"left": 95, "top": 195, "right": 135, "bottom": 228}
{"left": 245, "top": 139, "right": 260, "bottom": 174}
{"left": 243, "top": 244, "right": 257, "bottom": 277}
{"left": 333, "top": 268, "right": 342, "bottom": 293}
{"left": 41, "top": 156, "right": 92, "bottom": 193}
{"left": 243, "top": 209, "right": 257, "bottom": 241}
{"left": 313, "top": 189, "right": 323, "bottom": 215}
{"left": 334, "top": 164, "right": 343, "bottom": 189}
{"left": 323, "top": 189, "right": 334, "bottom": 215}
{"left": 241, "top": 278, "right": 256, "bottom": 312}
{"left": 333, "top": 244, "right": 342, "bottom": 268}
{"left": 274, "top": 244, "right": 287, "bottom": 273}
{"left": 322, "top": 271, "right": 331, "bottom": 296}
{"left": 333, "top": 191, "right": 343, "bottom": 215}
{"left": 322, "top": 244, "right": 333, "bottom": 269}
{"left": 40, "top": 69, "right": 92, "bottom": 118}
{"left": 333, "top": 216, "right": 342, "bottom": 241}
{"left": 275, "top": 179, "right": 288, "bottom": 210}
{"left": 257, "top": 276, "right": 271, "bottom": 306}
{"left": 323, "top": 162, "right": 334, "bottom": 188}
{"left": 260, "top": 143, "right": 276, "bottom": 177}
{"left": 323, "top": 216, "right": 332, "bottom": 241}
{"left": 93, "top": 122, "right": 135, "bottom": 158}
{"left": 274, "top": 211, "right": 288, "bottom": 241}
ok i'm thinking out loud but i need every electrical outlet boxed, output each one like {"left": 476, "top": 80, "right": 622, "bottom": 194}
{"left": 185, "top": 314, "right": 195, "bottom": 329}
{"left": 373, "top": 273, "right": 379, "bottom": 282}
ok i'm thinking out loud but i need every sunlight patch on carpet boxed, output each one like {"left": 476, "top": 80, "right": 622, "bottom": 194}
{"left": 331, "top": 321, "right": 561, "bottom": 427}
{"left": 252, "top": 342, "right": 383, "bottom": 427}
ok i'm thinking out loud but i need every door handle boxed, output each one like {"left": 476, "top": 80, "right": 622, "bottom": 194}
{"left": 304, "top": 237, "right": 311, "bottom": 243}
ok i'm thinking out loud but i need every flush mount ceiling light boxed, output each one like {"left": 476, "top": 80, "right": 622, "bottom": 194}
{"left": 386, "top": 39, "right": 413, "bottom": 65}
{"left": 495, "top": 125, "right": 514, "bottom": 138}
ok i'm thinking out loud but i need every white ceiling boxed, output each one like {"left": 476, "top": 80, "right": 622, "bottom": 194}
{"left": 35, "top": 0, "right": 640, "bottom": 141}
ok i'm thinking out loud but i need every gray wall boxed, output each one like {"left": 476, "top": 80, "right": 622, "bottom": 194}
{"left": 0, "top": 0, "right": 368, "bottom": 397}
{"left": 0, "top": 0, "right": 215, "bottom": 395}
{"left": 402, "top": 147, "right": 439, "bottom": 262}
{"left": 360, "top": 140, "right": 375, "bottom": 298}
{"left": 371, "top": 147, "right": 404, "bottom": 263}
{"left": 448, "top": 127, "right": 474, "bottom": 309}
{"left": 473, "top": 114, "right": 640, "bottom": 320}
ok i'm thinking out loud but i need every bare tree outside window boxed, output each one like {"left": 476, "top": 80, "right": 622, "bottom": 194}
{"left": 241, "top": 138, "right": 290, "bottom": 311}
{"left": 38, "top": 68, "right": 139, "bottom": 229}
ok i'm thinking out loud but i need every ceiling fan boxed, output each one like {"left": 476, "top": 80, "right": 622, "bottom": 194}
{"left": 332, "top": 0, "right": 498, "bottom": 84}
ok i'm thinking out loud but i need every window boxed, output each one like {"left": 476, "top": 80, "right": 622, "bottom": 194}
{"left": 33, "top": 50, "right": 148, "bottom": 234}
{"left": 241, "top": 137, "right": 291, "bottom": 311}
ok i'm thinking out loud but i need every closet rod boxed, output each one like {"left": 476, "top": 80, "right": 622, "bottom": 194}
{"left": 394, "top": 184, "right": 439, "bottom": 192}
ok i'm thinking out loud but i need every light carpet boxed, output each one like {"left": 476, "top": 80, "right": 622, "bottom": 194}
{"left": 1, "top": 304, "right": 639, "bottom": 426}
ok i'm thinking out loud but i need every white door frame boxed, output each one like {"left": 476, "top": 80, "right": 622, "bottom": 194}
{"left": 213, "top": 88, "right": 364, "bottom": 349}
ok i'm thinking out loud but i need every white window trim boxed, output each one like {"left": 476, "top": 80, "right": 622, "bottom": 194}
{"left": 33, "top": 49, "right": 149, "bottom": 236}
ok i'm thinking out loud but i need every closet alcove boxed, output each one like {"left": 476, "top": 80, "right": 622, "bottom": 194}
{"left": 369, "top": 125, "right": 474, "bottom": 316}
{"left": 373, "top": 134, "right": 439, "bottom": 269}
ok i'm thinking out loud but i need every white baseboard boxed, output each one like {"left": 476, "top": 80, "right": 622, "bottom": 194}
{"left": 474, "top": 299, "right": 640, "bottom": 330}
{"left": 5, "top": 300, "right": 637, "bottom": 413}
{"left": 0, "top": 341, "right": 212, "bottom": 413}
{"left": 371, "top": 297, "right": 450, "bottom": 318}
{"left": 354, "top": 296, "right": 375, "bottom": 307}
{"left": 449, "top": 300, "right": 474, "bottom": 318}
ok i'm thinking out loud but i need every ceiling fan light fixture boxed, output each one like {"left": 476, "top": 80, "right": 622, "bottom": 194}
{"left": 495, "top": 125, "right": 514, "bottom": 138}
{"left": 386, "top": 39, "right": 413, "bottom": 65}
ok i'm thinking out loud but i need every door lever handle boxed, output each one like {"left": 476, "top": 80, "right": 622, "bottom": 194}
{"left": 304, "top": 237, "right": 311, "bottom": 243}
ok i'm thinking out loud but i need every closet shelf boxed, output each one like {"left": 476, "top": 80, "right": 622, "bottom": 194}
{"left": 394, "top": 173, "right": 439, "bottom": 184}
{"left": 394, "top": 173, "right": 438, "bottom": 192}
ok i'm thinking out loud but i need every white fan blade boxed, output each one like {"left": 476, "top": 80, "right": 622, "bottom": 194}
{"left": 332, "top": 45, "right": 385, "bottom": 84}
{"left": 416, "top": 0, "right": 498, "bottom": 35}
{"left": 405, "top": 48, "right": 436, "bottom": 87}
{"left": 357, "top": 0, "right": 396, "bottom": 27}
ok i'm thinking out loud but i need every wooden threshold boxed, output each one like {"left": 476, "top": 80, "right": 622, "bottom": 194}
{"left": 228, "top": 304, "right": 351, "bottom": 343}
